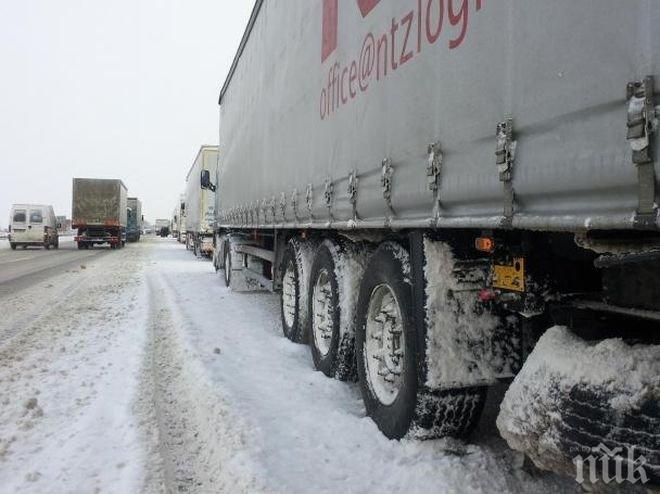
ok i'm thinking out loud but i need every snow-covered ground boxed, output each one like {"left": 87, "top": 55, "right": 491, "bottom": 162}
{"left": 0, "top": 238, "right": 576, "bottom": 493}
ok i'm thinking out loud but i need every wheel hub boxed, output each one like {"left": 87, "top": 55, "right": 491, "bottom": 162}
{"left": 364, "top": 284, "right": 405, "bottom": 406}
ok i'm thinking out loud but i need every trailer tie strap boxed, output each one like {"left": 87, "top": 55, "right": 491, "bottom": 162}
{"left": 496, "top": 118, "right": 516, "bottom": 227}
{"left": 627, "top": 76, "right": 658, "bottom": 229}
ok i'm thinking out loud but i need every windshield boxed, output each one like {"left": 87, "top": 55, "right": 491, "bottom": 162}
{"left": 12, "top": 210, "right": 26, "bottom": 223}
{"left": 29, "top": 210, "right": 43, "bottom": 223}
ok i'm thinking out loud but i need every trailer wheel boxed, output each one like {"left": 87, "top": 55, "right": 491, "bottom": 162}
{"left": 309, "top": 242, "right": 342, "bottom": 376}
{"left": 356, "top": 242, "right": 418, "bottom": 439}
{"left": 223, "top": 241, "right": 232, "bottom": 287}
{"left": 280, "top": 242, "right": 305, "bottom": 342}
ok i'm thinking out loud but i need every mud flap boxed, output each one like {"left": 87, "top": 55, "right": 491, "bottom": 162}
{"left": 407, "top": 233, "right": 519, "bottom": 438}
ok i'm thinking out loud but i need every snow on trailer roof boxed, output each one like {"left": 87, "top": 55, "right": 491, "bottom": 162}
{"left": 185, "top": 145, "right": 219, "bottom": 182}
{"left": 11, "top": 204, "right": 53, "bottom": 209}
{"left": 218, "top": 0, "right": 264, "bottom": 105}
{"left": 72, "top": 178, "right": 128, "bottom": 191}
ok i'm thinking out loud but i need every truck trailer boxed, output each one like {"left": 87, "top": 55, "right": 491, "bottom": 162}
{"left": 126, "top": 197, "right": 143, "bottom": 243}
{"left": 72, "top": 178, "right": 128, "bottom": 250}
{"left": 171, "top": 194, "right": 187, "bottom": 243}
{"left": 155, "top": 219, "right": 171, "bottom": 237}
{"left": 213, "top": 0, "right": 660, "bottom": 484}
{"left": 184, "top": 145, "right": 218, "bottom": 256}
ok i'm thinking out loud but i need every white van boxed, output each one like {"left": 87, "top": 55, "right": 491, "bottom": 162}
{"left": 8, "top": 204, "right": 59, "bottom": 250}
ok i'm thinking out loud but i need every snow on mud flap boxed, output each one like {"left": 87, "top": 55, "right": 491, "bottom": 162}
{"left": 497, "top": 326, "right": 660, "bottom": 486}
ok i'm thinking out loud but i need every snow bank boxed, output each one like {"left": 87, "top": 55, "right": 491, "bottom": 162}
{"left": 150, "top": 240, "right": 571, "bottom": 493}
{"left": 497, "top": 326, "right": 660, "bottom": 476}
{"left": 424, "top": 238, "right": 512, "bottom": 388}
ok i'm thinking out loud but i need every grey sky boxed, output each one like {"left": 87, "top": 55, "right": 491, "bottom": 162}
{"left": 0, "top": 0, "right": 253, "bottom": 228}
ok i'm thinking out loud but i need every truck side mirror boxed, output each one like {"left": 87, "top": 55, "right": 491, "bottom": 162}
{"left": 201, "top": 170, "right": 216, "bottom": 192}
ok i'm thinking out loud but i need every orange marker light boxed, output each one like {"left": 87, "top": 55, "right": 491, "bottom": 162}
{"left": 475, "top": 237, "right": 495, "bottom": 253}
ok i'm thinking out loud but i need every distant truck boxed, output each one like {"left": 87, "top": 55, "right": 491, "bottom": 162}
{"left": 184, "top": 146, "right": 218, "bottom": 256}
{"left": 155, "top": 219, "right": 170, "bottom": 237}
{"left": 126, "top": 197, "right": 143, "bottom": 243}
{"left": 72, "top": 178, "right": 128, "bottom": 250}
{"left": 8, "top": 204, "right": 59, "bottom": 250}
{"left": 171, "top": 194, "right": 186, "bottom": 243}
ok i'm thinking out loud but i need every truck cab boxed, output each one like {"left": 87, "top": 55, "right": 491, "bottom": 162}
{"left": 8, "top": 204, "right": 59, "bottom": 250}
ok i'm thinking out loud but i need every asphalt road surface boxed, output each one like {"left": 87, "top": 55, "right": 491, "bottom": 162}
{"left": 0, "top": 236, "right": 109, "bottom": 295}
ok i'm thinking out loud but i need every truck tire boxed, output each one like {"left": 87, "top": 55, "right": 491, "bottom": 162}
{"left": 355, "top": 242, "right": 418, "bottom": 439}
{"left": 280, "top": 241, "right": 306, "bottom": 343}
{"left": 44, "top": 242, "right": 50, "bottom": 250}
{"left": 222, "top": 240, "right": 232, "bottom": 287}
{"left": 308, "top": 241, "right": 342, "bottom": 375}
{"left": 308, "top": 240, "right": 367, "bottom": 380}
{"left": 355, "top": 242, "right": 487, "bottom": 440}
{"left": 559, "top": 385, "right": 659, "bottom": 485}
{"left": 10, "top": 243, "right": 16, "bottom": 250}
{"left": 54, "top": 237, "right": 59, "bottom": 249}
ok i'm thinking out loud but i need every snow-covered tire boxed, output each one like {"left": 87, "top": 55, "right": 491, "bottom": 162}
{"left": 308, "top": 240, "right": 368, "bottom": 380}
{"left": 559, "top": 385, "right": 659, "bottom": 484}
{"left": 308, "top": 241, "right": 342, "bottom": 376}
{"left": 498, "top": 327, "right": 660, "bottom": 484}
{"left": 222, "top": 240, "right": 232, "bottom": 287}
{"left": 411, "top": 388, "right": 487, "bottom": 440}
{"left": 356, "top": 242, "right": 418, "bottom": 439}
{"left": 279, "top": 238, "right": 318, "bottom": 343}
{"left": 356, "top": 242, "right": 486, "bottom": 440}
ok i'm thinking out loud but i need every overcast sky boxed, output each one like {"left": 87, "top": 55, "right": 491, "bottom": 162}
{"left": 0, "top": 0, "right": 253, "bottom": 228}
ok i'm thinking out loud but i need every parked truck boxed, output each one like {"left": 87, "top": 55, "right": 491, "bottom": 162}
{"left": 184, "top": 145, "right": 218, "bottom": 256}
{"left": 126, "top": 197, "right": 143, "bottom": 243}
{"left": 213, "top": 0, "right": 659, "bottom": 485}
{"left": 171, "top": 194, "right": 187, "bottom": 243}
{"left": 155, "top": 219, "right": 170, "bottom": 237}
{"left": 8, "top": 204, "right": 59, "bottom": 250}
{"left": 72, "top": 178, "right": 127, "bottom": 250}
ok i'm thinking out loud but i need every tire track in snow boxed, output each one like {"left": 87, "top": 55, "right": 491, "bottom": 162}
{"left": 144, "top": 271, "right": 267, "bottom": 493}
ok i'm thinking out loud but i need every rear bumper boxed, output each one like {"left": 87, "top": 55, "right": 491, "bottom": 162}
{"left": 75, "top": 236, "right": 120, "bottom": 244}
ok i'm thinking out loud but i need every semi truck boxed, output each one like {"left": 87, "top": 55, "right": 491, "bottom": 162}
{"left": 126, "top": 197, "right": 143, "bottom": 243}
{"left": 72, "top": 178, "right": 127, "bottom": 250}
{"left": 184, "top": 145, "right": 218, "bottom": 256}
{"left": 171, "top": 194, "right": 187, "bottom": 243}
{"left": 213, "top": 0, "right": 659, "bottom": 485}
{"left": 155, "top": 219, "right": 170, "bottom": 237}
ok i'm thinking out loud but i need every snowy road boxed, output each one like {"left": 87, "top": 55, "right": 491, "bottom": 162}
{"left": 0, "top": 237, "right": 575, "bottom": 493}
{"left": 0, "top": 237, "right": 105, "bottom": 293}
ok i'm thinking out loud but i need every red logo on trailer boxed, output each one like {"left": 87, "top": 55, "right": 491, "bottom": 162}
{"left": 319, "top": 0, "right": 485, "bottom": 119}
{"left": 322, "top": 0, "right": 382, "bottom": 62}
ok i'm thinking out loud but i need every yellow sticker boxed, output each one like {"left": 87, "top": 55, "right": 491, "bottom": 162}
{"left": 492, "top": 257, "right": 525, "bottom": 292}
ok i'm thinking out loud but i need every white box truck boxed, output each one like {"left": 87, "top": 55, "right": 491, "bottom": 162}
{"left": 184, "top": 145, "right": 218, "bottom": 256}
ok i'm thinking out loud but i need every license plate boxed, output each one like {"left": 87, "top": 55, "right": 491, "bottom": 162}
{"left": 493, "top": 257, "right": 525, "bottom": 292}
